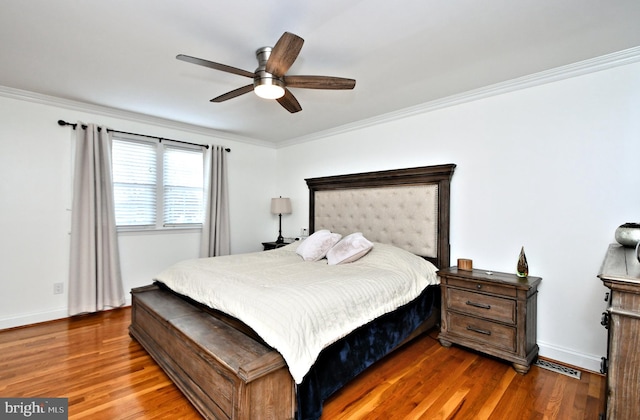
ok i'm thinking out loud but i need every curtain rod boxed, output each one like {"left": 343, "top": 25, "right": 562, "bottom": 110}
{"left": 57, "top": 120, "right": 231, "bottom": 152}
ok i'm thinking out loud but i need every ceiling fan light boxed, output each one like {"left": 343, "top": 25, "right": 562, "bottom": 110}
{"left": 254, "top": 78, "right": 285, "bottom": 99}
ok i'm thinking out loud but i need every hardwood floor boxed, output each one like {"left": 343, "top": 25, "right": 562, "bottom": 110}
{"left": 0, "top": 307, "right": 605, "bottom": 419}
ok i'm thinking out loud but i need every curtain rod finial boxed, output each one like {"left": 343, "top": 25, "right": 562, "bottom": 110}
{"left": 58, "top": 119, "right": 78, "bottom": 129}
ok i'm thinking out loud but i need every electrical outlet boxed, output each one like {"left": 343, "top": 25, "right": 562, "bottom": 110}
{"left": 53, "top": 283, "right": 64, "bottom": 295}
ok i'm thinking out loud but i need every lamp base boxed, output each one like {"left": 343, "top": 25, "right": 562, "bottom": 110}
{"left": 275, "top": 213, "right": 285, "bottom": 244}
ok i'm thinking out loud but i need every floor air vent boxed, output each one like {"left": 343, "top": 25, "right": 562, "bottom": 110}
{"left": 534, "top": 359, "right": 581, "bottom": 379}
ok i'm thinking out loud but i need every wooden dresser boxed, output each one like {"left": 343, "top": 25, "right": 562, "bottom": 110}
{"left": 598, "top": 243, "right": 640, "bottom": 419}
{"left": 438, "top": 267, "right": 541, "bottom": 374}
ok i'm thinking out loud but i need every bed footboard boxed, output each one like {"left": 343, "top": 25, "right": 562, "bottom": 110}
{"left": 129, "top": 284, "right": 295, "bottom": 420}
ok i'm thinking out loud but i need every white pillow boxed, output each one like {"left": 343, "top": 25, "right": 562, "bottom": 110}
{"left": 296, "top": 230, "right": 342, "bottom": 261}
{"left": 326, "top": 232, "right": 374, "bottom": 265}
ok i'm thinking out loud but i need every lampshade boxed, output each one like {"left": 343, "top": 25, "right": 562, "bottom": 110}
{"left": 254, "top": 78, "right": 285, "bottom": 99}
{"left": 271, "top": 197, "right": 292, "bottom": 215}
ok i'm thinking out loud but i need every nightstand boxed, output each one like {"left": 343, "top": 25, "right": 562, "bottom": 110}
{"left": 437, "top": 266, "right": 542, "bottom": 374}
{"left": 262, "top": 241, "right": 292, "bottom": 251}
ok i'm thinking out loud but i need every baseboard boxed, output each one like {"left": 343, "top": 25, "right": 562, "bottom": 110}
{"left": 538, "top": 340, "right": 603, "bottom": 374}
{"left": 0, "top": 308, "right": 607, "bottom": 374}
{"left": 0, "top": 297, "right": 133, "bottom": 331}
{"left": 0, "top": 308, "right": 69, "bottom": 330}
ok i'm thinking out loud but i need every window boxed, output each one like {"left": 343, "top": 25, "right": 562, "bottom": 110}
{"left": 112, "top": 135, "right": 204, "bottom": 229}
{"left": 163, "top": 146, "right": 205, "bottom": 226}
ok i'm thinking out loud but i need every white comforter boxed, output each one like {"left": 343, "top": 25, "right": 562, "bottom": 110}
{"left": 154, "top": 241, "right": 438, "bottom": 384}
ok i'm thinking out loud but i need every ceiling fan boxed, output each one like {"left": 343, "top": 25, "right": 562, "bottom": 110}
{"left": 177, "top": 32, "right": 356, "bottom": 113}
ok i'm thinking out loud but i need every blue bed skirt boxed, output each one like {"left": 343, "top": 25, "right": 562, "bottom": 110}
{"left": 295, "top": 285, "right": 440, "bottom": 420}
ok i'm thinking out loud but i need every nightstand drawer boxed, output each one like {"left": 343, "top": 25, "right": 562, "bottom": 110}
{"left": 447, "top": 312, "right": 516, "bottom": 352}
{"left": 446, "top": 277, "right": 517, "bottom": 297}
{"left": 447, "top": 288, "right": 516, "bottom": 324}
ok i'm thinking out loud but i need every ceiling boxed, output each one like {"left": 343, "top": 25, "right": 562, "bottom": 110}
{"left": 1, "top": 1, "right": 639, "bottom": 145}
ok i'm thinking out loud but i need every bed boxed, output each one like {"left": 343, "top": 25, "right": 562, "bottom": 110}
{"left": 129, "top": 164, "right": 456, "bottom": 420}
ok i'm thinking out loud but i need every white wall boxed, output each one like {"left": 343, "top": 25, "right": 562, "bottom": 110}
{"left": 276, "top": 61, "right": 640, "bottom": 372}
{"left": 0, "top": 94, "right": 278, "bottom": 328}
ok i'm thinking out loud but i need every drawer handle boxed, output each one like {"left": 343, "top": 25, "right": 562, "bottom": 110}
{"left": 600, "top": 312, "right": 609, "bottom": 329}
{"left": 466, "top": 300, "right": 491, "bottom": 310}
{"left": 467, "top": 325, "right": 492, "bottom": 335}
{"left": 600, "top": 357, "right": 608, "bottom": 374}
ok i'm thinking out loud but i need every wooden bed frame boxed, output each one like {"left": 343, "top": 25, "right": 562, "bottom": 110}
{"left": 129, "top": 164, "right": 456, "bottom": 419}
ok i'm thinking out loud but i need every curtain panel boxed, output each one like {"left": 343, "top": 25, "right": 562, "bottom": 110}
{"left": 69, "top": 123, "right": 125, "bottom": 315}
{"left": 200, "top": 145, "right": 230, "bottom": 257}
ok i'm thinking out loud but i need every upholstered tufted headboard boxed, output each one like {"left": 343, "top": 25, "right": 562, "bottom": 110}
{"left": 306, "top": 164, "right": 456, "bottom": 269}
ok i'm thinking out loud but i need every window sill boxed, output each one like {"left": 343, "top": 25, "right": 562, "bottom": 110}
{"left": 117, "top": 226, "right": 202, "bottom": 236}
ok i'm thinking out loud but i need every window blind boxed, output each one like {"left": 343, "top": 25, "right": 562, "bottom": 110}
{"left": 112, "top": 139, "right": 157, "bottom": 226}
{"left": 162, "top": 145, "right": 204, "bottom": 226}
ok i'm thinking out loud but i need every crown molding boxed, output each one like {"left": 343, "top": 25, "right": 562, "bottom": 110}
{"left": 0, "top": 85, "right": 274, "bottom": 149}
{"left": 2, "top": 46, "right": 639, "bottom": 150}
{"left": 276, "top": 46, "right": 640, "bottom": 148}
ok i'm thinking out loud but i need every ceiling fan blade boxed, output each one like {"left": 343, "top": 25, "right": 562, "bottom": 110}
{"left": 210, "top": 84, "right": 254, "bottom": 102}
{"left": 276, "top": 89, "right": 302, "bottom": 113}
{"left": 265, "top": 32, "right": 304, "bottom": 77}
{"left": 177, "top": 54, "right": 255, "bottom": 78}
{"left": 284, "top": 75, "right": 356, "bottom": 90}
